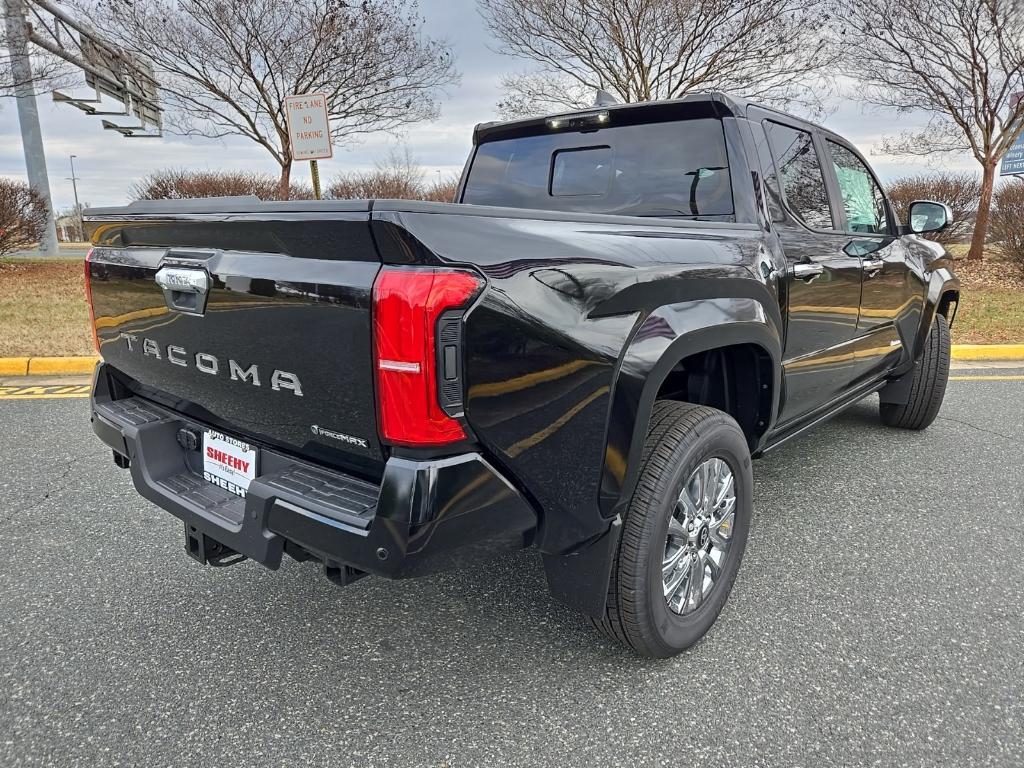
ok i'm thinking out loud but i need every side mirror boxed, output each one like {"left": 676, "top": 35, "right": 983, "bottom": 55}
{"left": 907, "top": 200, "right": 953, "bottom": 235}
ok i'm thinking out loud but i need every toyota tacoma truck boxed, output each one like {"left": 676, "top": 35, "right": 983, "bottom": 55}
{"left": 85, "top": 93, "right": 959, "bottom": 657}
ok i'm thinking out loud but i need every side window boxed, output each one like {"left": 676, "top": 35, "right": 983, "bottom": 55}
{"left": 827, "top": 141, "right": 891, "bottom": 235}
{"left": 763, "top": 122, "right": 835, "bottom": 230}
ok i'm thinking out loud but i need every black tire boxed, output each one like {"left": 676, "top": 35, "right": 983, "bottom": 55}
{"left": 880, "top": 314, "right": 950, "bottom": 430}
{"left": 589, "top": 401, "right": 752, "bottom": 658}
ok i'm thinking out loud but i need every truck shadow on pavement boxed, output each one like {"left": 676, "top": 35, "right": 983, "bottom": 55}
{"left": 185, "top": 396, "right": 911, "bottom": 666}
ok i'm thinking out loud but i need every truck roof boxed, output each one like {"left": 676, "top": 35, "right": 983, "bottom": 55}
{"left": 473, "top": 90, "right": 827, "bottom": 144}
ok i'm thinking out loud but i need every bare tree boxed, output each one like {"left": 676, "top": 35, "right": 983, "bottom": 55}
{"left": 478, "top": 0, "right": 835, "bottom": 118}
{"left": 839, "top": 0, "right": 1024, "bottom": 262}
{"left": 888, "top": 172, "right": 981, "bottom": 245}
{"left": 82, "top": 0, "right": 458, "bottom": 197}
{"left": 0, "top": 15, "right": 76, "bottom": 97}
{"left": 0, "top": 177, "right": 48, "bottom": 256}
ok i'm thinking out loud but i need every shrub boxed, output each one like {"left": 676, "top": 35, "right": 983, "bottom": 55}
{"left": 422, "top": 175, "right": 460, "bottom": 203}
{"left": 990, "top": 179, "right": 1024, "bottom": 276}
{"left": 328, "top": 171, "right": 423, "bottom": 200}
{"left": 888, "top": 172, "right": 979, "bottom": 245}
{"left": 328, "top": 150, "right": 423, "bottom": 200}
{"left": 0, "top": 179, "right": 49, "bottom": 257}
{"left": 131, "top": 169, "right": 314, "bottom": 201}
{"left": 328, "top": 151, "right": 459, "bottom": 202}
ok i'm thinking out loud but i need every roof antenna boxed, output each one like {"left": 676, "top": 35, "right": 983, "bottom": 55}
{"left": 593, "top": 89, "right": 620, "bottom": 107}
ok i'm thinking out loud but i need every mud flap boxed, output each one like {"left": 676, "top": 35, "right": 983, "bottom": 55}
{"left": 879, "top": 363, "right": 917, "bottom": 405}
{"left": 541, "top": 516, "right": 622, "bottom": 618}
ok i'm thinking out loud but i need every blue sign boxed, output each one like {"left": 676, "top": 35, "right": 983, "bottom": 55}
{"left": 1001, "top": 132, "right": 1024, "bottom": 175}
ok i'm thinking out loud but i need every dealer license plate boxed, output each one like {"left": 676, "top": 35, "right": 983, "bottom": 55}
{"left": 202, "top": 430, "right": 258, "bottom": 498}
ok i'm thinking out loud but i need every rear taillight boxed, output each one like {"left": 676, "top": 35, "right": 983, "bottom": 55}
{"left": 372, "top": 267, "right": 482, "bottom": 447}
{"left": 84, "top": 248, "right": 99, "bottom": 353}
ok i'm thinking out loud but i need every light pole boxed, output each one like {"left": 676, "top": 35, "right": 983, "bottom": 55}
{"left": 68, "top": 155, "right": 83, "bottom": 242}
{"left": 2, "top": 0, "right": 59, "bottom": 254}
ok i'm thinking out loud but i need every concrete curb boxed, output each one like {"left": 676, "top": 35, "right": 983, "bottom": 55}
{"left": 0, "top": 357, "right": 99, "bottom": 376}
{"left": 951, "top": 344, "right": 1024, "bottom": 361}
{"left": 0, "top": 345, "right": 1022, "bottom": 377}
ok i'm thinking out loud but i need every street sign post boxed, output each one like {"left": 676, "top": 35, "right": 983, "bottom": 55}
{"left": 285, "top": 93, "right": 332, "bottom": 199}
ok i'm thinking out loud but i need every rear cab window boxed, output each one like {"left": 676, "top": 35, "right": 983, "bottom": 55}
{"left": 551, "top": 147, "right": 613, "bottom": 197}
{"left": 462, "top": 117, "right": 734, "bottom": 219}
{"left": 762, "top": 121, "right": 835, "bottom": 231}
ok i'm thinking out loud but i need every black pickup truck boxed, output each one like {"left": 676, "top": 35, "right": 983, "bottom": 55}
{"left": 85, "top": 92, "right": 959, "bottom": 657}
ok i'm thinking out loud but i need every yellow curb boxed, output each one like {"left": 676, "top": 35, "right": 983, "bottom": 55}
{"left": 0, "top": 346, "right": 1020, "bottom": 378}
{"left": 0, "top": 357, "right": 100, "bottom": 376}
{"left": 0, "top": 358, "right": 30, "bottom": 376}
{"left": 951, "top": 344, "right": 1024, "bottom": 361}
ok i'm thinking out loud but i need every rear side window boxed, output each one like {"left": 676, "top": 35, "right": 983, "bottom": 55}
{"left": 463, "top": 119, "right": 734, "bottom": 218}
{"left": 763, "top": 122, "right": 834, "bottom": 230}
{"left": 827, "top": 141, "right": 891, "bottom": 235}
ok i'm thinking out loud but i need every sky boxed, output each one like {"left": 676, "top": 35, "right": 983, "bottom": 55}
{"left": 0, "top": 0, "right": 980, "bottom": 212}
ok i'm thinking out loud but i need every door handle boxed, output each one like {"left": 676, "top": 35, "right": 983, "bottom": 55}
{"left": 792, "top": 263, "right": 824, "bottom": 281}
{"left": 155, "top": 265, "right": 211, "bottom": 315}
{"left": 863, "top": 258, "right": 884, "bottom": 276}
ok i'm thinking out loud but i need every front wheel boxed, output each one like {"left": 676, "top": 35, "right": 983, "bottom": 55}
{"left": 880, "top": 314, "right": 950, "bottom": 430}
{"left": 590, "top": 401, "right": 752, "bottom": 658}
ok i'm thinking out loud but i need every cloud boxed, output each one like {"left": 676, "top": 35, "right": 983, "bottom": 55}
{"left": 0, "top": 0, "right": 980, "bottom": 207}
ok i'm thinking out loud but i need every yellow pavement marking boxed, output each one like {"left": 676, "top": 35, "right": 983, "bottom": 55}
{"left": 0, "top": 384, "right": 91, "bottom": 400}
{"left": 949, "top": 375, "right": 1024, "bottom": 381}
{"left": 0, "top": 393, "right": 91, "bottom": 400}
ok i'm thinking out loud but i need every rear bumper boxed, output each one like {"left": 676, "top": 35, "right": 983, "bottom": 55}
{"left": 90, "top": 364, "right": 537, "bottom": 578}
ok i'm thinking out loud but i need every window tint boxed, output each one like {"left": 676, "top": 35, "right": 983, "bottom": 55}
{"left": 763, "top": 122, "right": 834, "bottom": 230}
{"left": 827, "top": 141, "right": 891, "bottom": 234}
{"left": 551, "top": 147, "right": 612, "bottom": 197}
{"left": 463, "top": 119, "right": 733, "bottom": 218}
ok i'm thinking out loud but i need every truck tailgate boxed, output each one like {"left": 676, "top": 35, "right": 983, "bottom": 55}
{"left": 87, "top": 209, "right": 385, "bottom": 475}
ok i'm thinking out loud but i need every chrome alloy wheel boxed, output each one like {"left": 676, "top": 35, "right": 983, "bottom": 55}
{"left": 663, "top": 457, "right": 736, "bottom": 615}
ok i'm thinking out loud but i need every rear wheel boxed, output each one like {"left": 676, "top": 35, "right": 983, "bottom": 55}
{"left": 590, "top": 401, "right": 752, "bottom": 658}
{"left": 880, "top": 314, "right": 950, "bottom": 430}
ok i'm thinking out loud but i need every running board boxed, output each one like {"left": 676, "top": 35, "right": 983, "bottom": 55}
{"left": 758, "top": 377, "right": 887, "bottom": 455}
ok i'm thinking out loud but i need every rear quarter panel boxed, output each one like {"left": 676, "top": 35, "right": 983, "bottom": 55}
{"left": 371, "top": 206, "right": 780, "bottom": 553}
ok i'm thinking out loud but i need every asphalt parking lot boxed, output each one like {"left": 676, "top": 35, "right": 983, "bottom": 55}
{"left": 1, "top": 370, "right": 1022, "bottom": 767}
